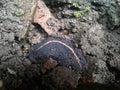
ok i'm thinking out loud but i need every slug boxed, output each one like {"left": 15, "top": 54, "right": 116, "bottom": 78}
{"left": 28, "top": 37, "right": 87, "bottom": 72}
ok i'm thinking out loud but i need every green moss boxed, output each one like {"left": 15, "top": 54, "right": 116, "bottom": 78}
{"left": 15, "top": 8, "right": 24, "bottom": 16}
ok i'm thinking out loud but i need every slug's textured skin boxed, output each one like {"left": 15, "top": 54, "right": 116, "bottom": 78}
{"left": 28, "top": 37, "right": 87, "bottom": 72}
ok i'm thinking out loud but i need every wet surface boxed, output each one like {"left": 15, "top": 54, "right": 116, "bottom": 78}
{"left": 0, "top": 0, "right": 120, "bottom": 90}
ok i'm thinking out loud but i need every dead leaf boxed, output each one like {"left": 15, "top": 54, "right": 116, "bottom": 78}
{"left": 33, "top": 0, "right": 61, "bottom": 35}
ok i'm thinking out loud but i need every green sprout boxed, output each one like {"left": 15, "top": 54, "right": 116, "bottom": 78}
{"left": 73, "top": 5, "right": 91, "bottom": 18}
{"left": 73, "top": 11, "right": 84, "bottom": 18}
{"left": 73, "top": 3, "right": 80, "bottom": 9}
{"left": 84, "top": 6, "right": 91, "bottom": 12}
{"left": 15, "top": 8, "right": 24, "bottom": 16}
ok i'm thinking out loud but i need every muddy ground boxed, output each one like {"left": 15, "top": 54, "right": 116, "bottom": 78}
{"left": 0, "top": 0, "right": 120, "bottom": 90}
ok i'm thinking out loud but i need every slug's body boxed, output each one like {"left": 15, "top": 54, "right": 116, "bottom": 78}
{"left": 28, "top": 37, "right": 87, "bottom": 72}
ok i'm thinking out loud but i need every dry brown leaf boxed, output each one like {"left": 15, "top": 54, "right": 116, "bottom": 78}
{"left": 33, "top": 0, "right": 61, "bottom": 35}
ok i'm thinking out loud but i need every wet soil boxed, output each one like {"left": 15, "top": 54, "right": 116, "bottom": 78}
{"left": 0, "top": 0, "right": 120, "bottom": 90}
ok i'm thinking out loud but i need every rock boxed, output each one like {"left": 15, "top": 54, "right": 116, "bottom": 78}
{"left": 0, "top": 46, "right": 10, "bottom": 57}
{"left": 93, "top": 60, "right": 115, "bottom": 84}
{"left": 2, "top": 32, "right": 14, "bottom": 42}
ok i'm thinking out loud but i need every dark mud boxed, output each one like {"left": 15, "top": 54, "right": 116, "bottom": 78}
{"left": 0, "top": 0, "right": 120, "bottom": 90}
